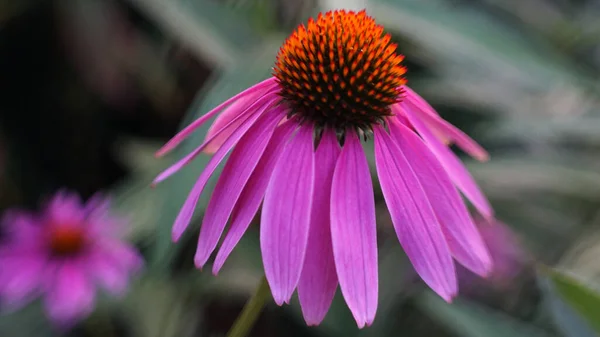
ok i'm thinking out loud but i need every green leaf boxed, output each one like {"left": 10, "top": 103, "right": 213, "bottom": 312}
{"left": 417, "top": 291, "right": 554, "bottom": 337}
{"left": 542, "top": 267, "right": 600, "bottom": 334}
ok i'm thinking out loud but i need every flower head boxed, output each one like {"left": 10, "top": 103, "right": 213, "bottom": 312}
{"left": 155, "top": 10, "right": 493, "bottom": 328}
{"left": 0, "top": 191, "right": 143, "bottom": 327}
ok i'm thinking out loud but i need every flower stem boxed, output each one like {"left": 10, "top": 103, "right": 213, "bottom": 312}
{"left": 226, "top": 276, "right": 271, "bottom": 337}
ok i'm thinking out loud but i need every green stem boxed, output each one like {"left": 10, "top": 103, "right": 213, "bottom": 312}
{"left": 226, "top": 276, "right": 271, "bottom": 337}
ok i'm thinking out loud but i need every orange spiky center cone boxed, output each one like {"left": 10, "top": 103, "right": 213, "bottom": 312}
{"left": 273, "top": 10, "right": 407, "bottom": 132}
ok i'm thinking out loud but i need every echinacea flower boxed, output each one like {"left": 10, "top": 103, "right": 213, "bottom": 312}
{"left": 0, "top": 191, "right": 143, "bottom": 326}
{"left": 154, "top": 10, "right": 492, "bottom": 327}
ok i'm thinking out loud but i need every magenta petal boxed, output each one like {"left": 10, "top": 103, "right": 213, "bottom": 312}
{"left": 212, "top": 120, "right": 297, "bottom": 274}
{"left": 401, "top": 103, "right": 494, "bottom": 219}
{"left": 389, "top": 122, "right": 492, "bottom": 277}
{"left": 1, "top": 210, "right": 42, "bottom": 245}
{"left": 98, "top": 239, "right": 144, "bottom": 272}
{"left": 402, "top": 87, "right": 489, "bottom": 161}
{"left": 202, "top": 89, "right": 267, "bottom": 154}
{"left": 374, "top": 125, "right": 456, "bottom": 302}
{"left": 88, "top": 251, "right": 129, "bottom": 296}
{"left": 298, "top": 129, "right": 340, "bottom": 326}
{"left": 170, "top": 102, "right": 279, "bottom": 241}
{"left": 260, "top": 124, "right": 315, "bottom": 305}
{"left": 155, "top": 77, "right": 277, "bottom": 156}
{"left": 45, "top": 262, "right": 96, "bottom": 326}
{"left": 0, "top": 255, "right": 44, "bottom": 311}
{"left": 194, "top": 108, "right": 283, "bottom": 268}
{"left": 152, "top": 93, "right": 279, "bottom": 186}
{"left": 330, "top": 132, "right": 378, "bottom": 328}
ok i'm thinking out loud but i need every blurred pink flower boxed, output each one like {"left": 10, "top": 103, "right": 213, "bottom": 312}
{"left": 0, "top": 191, "right": 143, "bottom": 327}
{"left": 154, "top": 10, "right": 493, "bottom": 327}
{"left": 458, "top": 217, "right": 530, "bottom": 290}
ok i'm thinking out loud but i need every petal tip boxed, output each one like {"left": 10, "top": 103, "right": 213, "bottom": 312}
{"left": 272, "top": 295, "right": 285, "bottom": 306}
{"left": 171, "top": 231, "right": 182, "bottom": 242}
{"left": 355, "top": 319, "right": 367, "bottom": 329}
{"left": 478, "top": 153, "right": 490, "bottom": 162}
{"left": 193, "top": 253, "right": 208, "bottom": 270}
{"left": 441, "top": 290, "right": 457, "bottom": 303}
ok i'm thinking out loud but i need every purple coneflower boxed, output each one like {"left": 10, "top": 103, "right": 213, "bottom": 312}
{"left": 154, "top": 10, "right": 492, "bottom": 327}
{"left": 0, "top": 191, "right": 143, "bottom": 326}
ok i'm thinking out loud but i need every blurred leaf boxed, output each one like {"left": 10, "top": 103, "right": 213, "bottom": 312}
{"left": 110, "top": 138, "right": 171, "bottom": 241}
{"left": 539, "top": 276, "right": 597, "bottom": 337}
{"left": 372, "top": 0, "right": 587, "bottom": 89}
{"left": 541, "top": 267, "right": 600, "bottom": 334}
{"left": 125, "top": 0, "right": 265, "bottom": 67}
{"left": 0, "top": 303, "right": 54, "bottom": 337}
{"left": 119, "top": 278, "right": 204, "bottom": 337}
{"left": 417, "top": 291, "right": 554, "bottom": 337}
{"left": 150, "top": 41, "right": 280, "bottom": 272}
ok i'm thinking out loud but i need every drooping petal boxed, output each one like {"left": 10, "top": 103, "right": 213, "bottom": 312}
{"left": 261, "top": 124, "right": 315, "bottom": 305}
{"left": 402, "top": 87, "right": 489, "bottom": 161}
{"left": 194, "top": 107, "right": 284, "bottom": 268}
{"left": 389, "top": 121, "right": 492, "bottom": 276}
{"left": 212, "top": 120, "right": 297, "bottom": 274}
{"left": 44, "top": 261, "right": 96, "bottom": 326}
{"left": 330, "top": 132, "right": 377, "bottom": 328}
{"left": 298, "top": 129, "right": 340, "bottom": 326}
{"left": 87, "top": 250, "right": 129, "bottom": 296}
{"left": 401, "top": 103, "right": 494, "bottom": 219}
{"left": 373, "top": 125, "right": 457, "bottom": 302}
{"left": 202, "top": 89, "right": 267, "bottom": 154}
{"left": 97, "top": 239, "right": 144, "bottom": 273}
{"left": 152, "top": 93, "right": 279, "bottom": 185}
{"left": 0, "top": 253, "right": 44, "bottom": 311}
{"left": 155, "top": 77, "right": 278, "bottom": 157}
{"left": 170, "top": 101, "right": 279, "bottom": 241}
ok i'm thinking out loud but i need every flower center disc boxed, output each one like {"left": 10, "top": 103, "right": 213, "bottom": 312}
{"left": 48, "top": 225, "right": 86, "bottom": 256}
{"left": 273, "top": 10, "right": 407, "bottom": 132}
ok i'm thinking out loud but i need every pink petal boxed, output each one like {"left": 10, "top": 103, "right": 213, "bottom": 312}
{"left": 298, "top": 129, "right": 340, "bottom": 326}
{"left": 374, "top": 125, "right": 456, "bottom": 302}
{"left": 330, "top": 132, "right": 378, "bottom": 328}
{"left": 45, "top": 191, "right": 85, "bottom": 225}
{"left": 202, "top": 89, "right": 267, "bottom": 154}
{"left": 87, "top": 250, "right": 129, "bottom": 296}
{"left": 212, "top": 120, "right": 297, "bottom": 274}
{"left": 260, "top": 124, "right": 315, "bottom": 305}
{"left": 170, "top": 101, "right": 280, "bottom": 241}
{"left": 97, "top": 239, "right": 144, "bottom": 273}
{"left": 400, "top": 103, "right": 494, "bottom": 219}
{"left": 152, "top": 93, "right": 279, "bottom": 186}
{"left": 44, "top": 261, "right": 96, "bottom": 326}
{"left": 389, "top": 121, "right": 492, "bottom": 277}
{"left": 0, "top": 254, "right": 44, "bottom": 311}
{"left": 155, "top": 77, "right": 277, "bottom": 157}
{"left": 1, "top": 210, "right": 42, "bottom": 245}
{"left": 402, "top": 87, "right": 489, "bottom": 161}
{"left": 194, "top": 107, "right": 284, "bottom": 268}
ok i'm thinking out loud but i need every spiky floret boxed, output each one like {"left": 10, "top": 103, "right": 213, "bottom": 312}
{"left": 273, "top": 9, "right": 407, "bottom": 133}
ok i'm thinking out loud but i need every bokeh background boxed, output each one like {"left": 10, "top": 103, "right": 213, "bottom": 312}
{"left": 1, "top": 0, "right": 600, "bottom": 336}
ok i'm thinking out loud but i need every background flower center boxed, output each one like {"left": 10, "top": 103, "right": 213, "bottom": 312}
{"left": 48, "top": 225, "right": 87, "bottom": 256}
